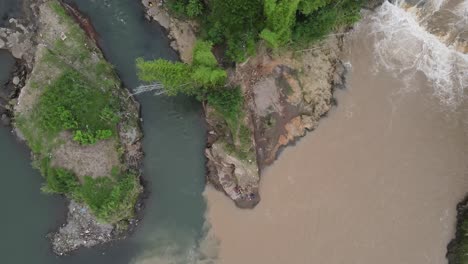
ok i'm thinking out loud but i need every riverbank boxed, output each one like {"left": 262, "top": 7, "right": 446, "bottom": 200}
{"left": 141, "top": 0, "right": 349, "bottom": 208}
{"left": 1, "top": 0, "right": 143, "bottom": 255}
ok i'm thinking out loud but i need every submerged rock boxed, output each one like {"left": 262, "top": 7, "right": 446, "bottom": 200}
{"left": 1, "top": 114, "right": 10, "bottom": 126}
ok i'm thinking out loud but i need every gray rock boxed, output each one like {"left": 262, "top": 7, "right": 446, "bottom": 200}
{"left": 0, "top": 38, "right": 5, "bottom": 49}
{"left": 12, "top": 76, "right": 20, "bottom": 85}
{"left": 51, "top": 200, "right": 115, "bottom": 255}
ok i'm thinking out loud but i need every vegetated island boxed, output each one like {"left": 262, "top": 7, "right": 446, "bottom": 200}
{"left": 139, "top": 0, "right": 366, "bottom": 208}
{"left": 1, "top": 0, "right": 143, "bottom": 255}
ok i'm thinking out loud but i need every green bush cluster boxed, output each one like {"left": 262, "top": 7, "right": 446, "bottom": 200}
{"left": 447, "top": 202, "right": 468, "bottom": 264}
{"left": 207, "top": 86, "right": 243, "bottom": 131}
{"left": 41, "top": 160, "right": 140, "bottom": 223}
{"left": 167, "top": 0, "right": 204, "bottom": 18}
{"left": 136, "top": 41, "right": 226, "bottom": 98}
{"left": 36, "top": 70, "right": 120, "bottom": 145}
{"left": 74, "top": 174, "right": 140, "bottom": 223}
{"left": 261, "top": 0, "right": 363, "bottom": 48}
{"left": 166, "top": 0, "right": 363, "bottom": 60}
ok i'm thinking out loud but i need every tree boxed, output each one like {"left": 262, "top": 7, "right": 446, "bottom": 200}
{"left": 293, "top": 0, "right": 363, "bottom": 45}
{"left": 260, "top": 0, "right": 301, "bottom": 49}
{"left": 136, "top": 41, "right": 227, "bottom": 97}
{"left": 206, "top": 0, "right": 264, "bottom": 61}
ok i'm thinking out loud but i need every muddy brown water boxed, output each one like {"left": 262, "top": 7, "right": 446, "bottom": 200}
{"left": 204, "top": 2, "right": 468, "bottom": 264}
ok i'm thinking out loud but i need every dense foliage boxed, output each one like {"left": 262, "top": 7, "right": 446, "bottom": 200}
{"left": 36, "top": 70, "right": 120, "bottom": 145}
{"left": 41, "top": 159, "right": 140, "bottom": 223}
{"left": 261, "top": 0, "right": 301, "bottom": 49}
{"left": 166, "top": 0, "right": 364, "bottom": 60}
{"left": 292, "top": 0, "right": 363, "bottom": 46}
{"left": 75, "top": 174, "right": 140, "bottom": 223}
{"left": 137, "top": 41, "right": 226, "bottom": 98}
{"left": 207, "top": 86, "right": 243, "bottom": 125}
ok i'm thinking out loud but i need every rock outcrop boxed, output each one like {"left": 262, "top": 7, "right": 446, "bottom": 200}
{"left": 141, "top": 0, "right": 197, "bottom": 63}
{"left": 140, "top": 1, "right": 348, "bottom": 208}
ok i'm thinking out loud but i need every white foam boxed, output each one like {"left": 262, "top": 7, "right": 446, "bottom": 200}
{"left": 368, "top": 1, "right": 468, "bottom": 107}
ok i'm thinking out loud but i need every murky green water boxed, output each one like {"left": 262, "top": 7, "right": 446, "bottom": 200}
{"left": 0, "top": 0, "right": 207, "bottom": 263}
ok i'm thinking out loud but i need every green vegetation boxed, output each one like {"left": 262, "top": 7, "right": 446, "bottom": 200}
{"left": 447, "top": 200, "right": 468, "bottom": 264}
{"left": 137, "top": 40, "right": 226, "bottom": 98}
{"left": 137, "top": 41, "right": 255, "bottom": 161}
{"left": 166, "top": 0, "right": 364, "bottom": 61}
{"left": 143, "top": 0, "right": 366, "bottom": 161}
{"left": 36, "top": 70, "right": 120, "bottom": 145}
{"left": 16, "top": 1, "right": 141, "bottom": 225}
{"left": 41, "top": 159, "right": 140, "bottom": 223}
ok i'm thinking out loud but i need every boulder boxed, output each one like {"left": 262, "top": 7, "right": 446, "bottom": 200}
{"left": 12, "top": 76, "right": 20, "bottom": 85}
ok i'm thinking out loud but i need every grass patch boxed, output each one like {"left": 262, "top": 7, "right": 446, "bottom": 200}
{"left": 40, "top": 158, "right": 140, "bottom": 224}
{"left": 36, "top": 70, "right": 120, "bottom": 144}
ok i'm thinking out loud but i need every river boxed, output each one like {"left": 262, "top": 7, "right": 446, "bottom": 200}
{"left": 0, "top": 0, "right": 208, "bottom": 263}
{"left": 204, "top": 1, "right": 468, "bottom": 263}
{"left": 1, "top": 0, "right": 467, "bottom": 263}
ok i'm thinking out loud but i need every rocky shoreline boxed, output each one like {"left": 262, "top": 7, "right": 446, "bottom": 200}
{"left": 1, "top": 0, "right": 144, "bottom": 255}
{"left": 141, "top": 0, "right": 348, "bottom": 209}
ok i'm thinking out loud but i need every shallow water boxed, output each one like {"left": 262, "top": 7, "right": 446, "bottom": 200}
{"left": 0, "top": 0, "right": 208, "bottom": 263}
{"left": 0, "top": 0, "right": 22, "bottom": 26}
{"left": 205, "top": 3, "right": 468, "bottom": 264}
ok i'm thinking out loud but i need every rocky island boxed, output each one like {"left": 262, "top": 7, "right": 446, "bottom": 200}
{"left": 1, "top": 0, "right": 143, "bottom": 255}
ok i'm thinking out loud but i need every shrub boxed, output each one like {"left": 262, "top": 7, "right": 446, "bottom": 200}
{"left": 261, "top": 0, "right": 301, "bottom": 48}
{"left": 167, "top": 0, "right": 203, "bottom": 18}
{"left": 43, "top": 167, "right": 80, "bottom": 194}
{"left": 293, "top": 0, "right": 363, "bottom": 45}
{"left": 74, "top": 173, "right": 141, "bottom": 223}
{"left": 207, "top": 86, "right": 243, "bottom": 124}
{"left": 42, "top": 160, "right": 141, "bottom": 224}
{"left": 205, "top": 0, "right": 264, "bottom": 61}
{"left": 186, "top": 0, "right": 203, "bottom": 18}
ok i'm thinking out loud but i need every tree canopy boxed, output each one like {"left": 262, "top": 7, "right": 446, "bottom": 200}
{"left": 166, "top": 0, "right": 364, "bottom": 60}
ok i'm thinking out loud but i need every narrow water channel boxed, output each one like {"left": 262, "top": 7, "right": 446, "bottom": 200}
{"left": 1, "top": 0, "right": 208, "bottom": 263}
